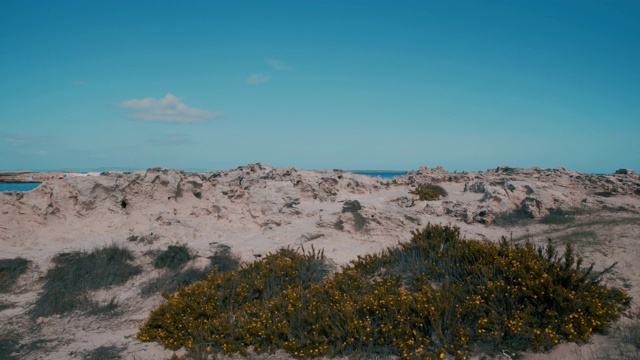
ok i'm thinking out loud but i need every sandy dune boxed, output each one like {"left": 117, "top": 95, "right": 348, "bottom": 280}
{"left": 1, "top": 164, "right": 639, "bottom": 359}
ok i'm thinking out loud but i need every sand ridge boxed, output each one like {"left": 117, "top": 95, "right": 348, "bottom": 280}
{"left": 1, "top": 163, "right": 639, "bottom": 359}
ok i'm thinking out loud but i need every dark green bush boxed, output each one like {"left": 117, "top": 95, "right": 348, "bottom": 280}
{"left": 154, "top": 245, "right": 192, "bottom": 269}
{"left": 0, "top": 333, "right": 20, "bottom": 360}
{"left": 0, "top": 257, "right": 30, "bottom": 293}
{"left": 141, "top": 267, "right": 211, "bottom": 297}
{"left": 33, "top": 244, "right": 141, "bottom": 317}
{"left": 138, "top": 225, "right": 630, "bottom": 359}
{"left": 594, "top": 191, "right": 615, "bottom": 197}
{"left": 209, "top": 244, "right": 240, "bottom": 273}
{"left": 143, "top": 244, "right": 243, "bottom": 296}
{"left": 410, "top": 184, "right": 448, "bottom": 201}
{"left": 82, "top": 345, "right": 125, "bottom": 360}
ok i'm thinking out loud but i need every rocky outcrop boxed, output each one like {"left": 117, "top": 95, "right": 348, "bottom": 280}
{"left": 2, "top": 164, "right": 639, "bottom": 238}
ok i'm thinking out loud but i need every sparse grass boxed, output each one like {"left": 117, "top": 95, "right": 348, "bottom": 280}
{"left": 141, "top": 267, "right": 211, "bottom": 297}
{"left": 88, "top": 297, "right": 121, "bottom": 316}
{"left": 410, "top": 184, "right": 448, "bottom": 201}
{"left": 0, "top": 257, "right": 30, "bottom": 293}
{"left": 574, "top": 319, "right": 640, "bottom": 360}
{"left": 32, "top": 244, "right": 141, "bottom": 318}
{"left": 0, "top": 333, "right": 20, "bottom": 360}
{"left": 0, "top": 302, "right": 14, "bottom": 312}
{"left": 138, "top": 224, "right": 630, "bottom": 359}
{"left": 493, "top": 208, "right": 533, "bottom": 227}
{"left": 556, "top": 230, "right": 599, "bottom": 247}
{"left": 540, "top": 209, "right": 575, "bottom": 225}
{"left": 142, "top": 244, "right": 243, "bottom": 296}
{"left": 82, "top": 345, "right": 125, "bottom": 360}
{"left": 622, "top": 320, "right": 640, "bottom": 351}
{"left": 209, "top": 244, "right": 240, "bottom": 273}
{"left": 127, "top": 233, "right": 159, "bottom": 244}
{"left": 602, "top": 205, "right": 635, "bottom": 213}
{"left": 154, "top": 244, "right": 192, "bottom": 269}
{"left": 524, "top": 185, "right": 535, "bottom": 195}
{"left": 0, "top": 331, "right": 53, "bottom": 360}
{"left": 595, "top": 191, "right": 615, "bottom": 198}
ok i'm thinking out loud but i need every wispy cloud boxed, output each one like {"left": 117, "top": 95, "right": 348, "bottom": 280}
{"left": 246, "top": 73, "right": 271, "bottom": 85}
{"left": 1, "top": 132, "right": 53, "bottom": 146}
{"left": 267, "top": 58, "right": 293, "bottom": 71}
{"left": 1, "top": 132, "right": 53, "bottom": 158}
{"left": 72, "top": 80, "right": 86, "bottom": 86}
{"left": 148, "top": 134, "right": 195, "bottom": 146}
{"left": 118, "top": 94, "right": 221, "bottom": 123}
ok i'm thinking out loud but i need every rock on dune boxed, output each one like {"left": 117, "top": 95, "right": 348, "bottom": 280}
{"left": 2, "top": 164, "right": 639, "bottom": 240}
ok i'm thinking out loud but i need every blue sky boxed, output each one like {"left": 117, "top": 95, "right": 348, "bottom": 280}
{"left": 1, "top": 1, "right": 638, "bottom": 172}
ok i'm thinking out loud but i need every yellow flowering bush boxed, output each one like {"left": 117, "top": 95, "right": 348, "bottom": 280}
{"left": 138, "top": 225, "right": 631, "bottom": 359}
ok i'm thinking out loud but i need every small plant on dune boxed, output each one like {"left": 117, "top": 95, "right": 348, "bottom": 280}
{"left": 82, "top": 345, "right": 125, "bottom": 360}
{"left": 493, "top": 208, "right": 533, "bottom": 227}
{"left": 0, "top": 332, "right": 20, "bottom": 360}
{"left": 154, "top": 244, "right": 192, "bottom": 269}
{"left": 540, "top": 209, "right": 575, "bottom": 225}
{"left": 138, "top": 225, "right": 630, "bottom": 359}
{"left": 142, "top": 244, "right": 242, "bottom": 297}
{"left": 410, "top": 184, "right": 448, "bottom": 201}
{"left": 33, "top": 244, "right": 141, "bottom": 317}
{"left": 141, "top": 267, "right": 211, "bottom": 297}
{"left": 88, "top": 297, "right": 120, "bottom": 316}
{"left": 0, "top": 257, "right": 30, "bottom": 293}
{"left": 209, "top": 244, "right": 241, "bottom": 273}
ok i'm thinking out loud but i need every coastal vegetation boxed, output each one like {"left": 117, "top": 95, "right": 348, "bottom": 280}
{"left": 153, "top": 244, "right": 193, "bottom": 269}
{"left": 0, "top": 257, "right": 30, "bottom": 293}
{"left": 410, "top": 184, "right": 448, "bottom": 201}
{"left": 142, "top": 244, "right": 241, "bottom": 296}
{"left": 137, "top": 224, "right": 630, "bottom": 359}
{"left": 79, "top": 345, "right": 125, "bottom": 360}
{"left": 32, "top": 244, "right": 141, "bottom": 317}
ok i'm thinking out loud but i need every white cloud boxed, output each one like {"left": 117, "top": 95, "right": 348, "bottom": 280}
{"left": 246, "top": 73, "right": 271, "bottom": 85}
{"left": 4, "top": 137, "right": 24, "bottom": 144}
{"left": 267, "top": 58, "right": 293, "bottom": 71}
{"left": 118, "top": 94, "right": 221, "bottom": 123}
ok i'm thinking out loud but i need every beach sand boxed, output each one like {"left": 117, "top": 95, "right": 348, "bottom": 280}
{"left": 1, "top": 164, "right": 639, "bottom": 359}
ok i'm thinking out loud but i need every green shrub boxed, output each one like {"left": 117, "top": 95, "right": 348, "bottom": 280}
{"left": 143, "top": 244, "right": 242, "bottom": 297}
{"left": 138, "top": 225, "right": 630, "bottom": 359}
{"left": 594, "top": 191, "right": 615, "bottom": 197}
{"left": 209, "top": 244, "right": 240, "bottom": 273}
{"left": 154, "top": 245, "right": 192, "bottom": 269}
{"left": 410, "top": 184, "right": 448, "bottom": 201}
{"left": 0, "top": 257, "right": 30, "bottom": 293}
{"left": 33, "top": 244, "right": 141, "bottom": 317}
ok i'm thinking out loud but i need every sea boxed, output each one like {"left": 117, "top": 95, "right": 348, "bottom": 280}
{"left": 0, "top": 183, "right": 42, "bottom": 192}
{"left": 350, "top": 170, "right": 408, "bottom": 179}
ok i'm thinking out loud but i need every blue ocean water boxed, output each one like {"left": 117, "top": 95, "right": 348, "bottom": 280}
{"left": 350, "top": 171, "right": 408, "bottom": 179}
{"left": 0, "top": 183, "right": 41, "bottom": 192}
